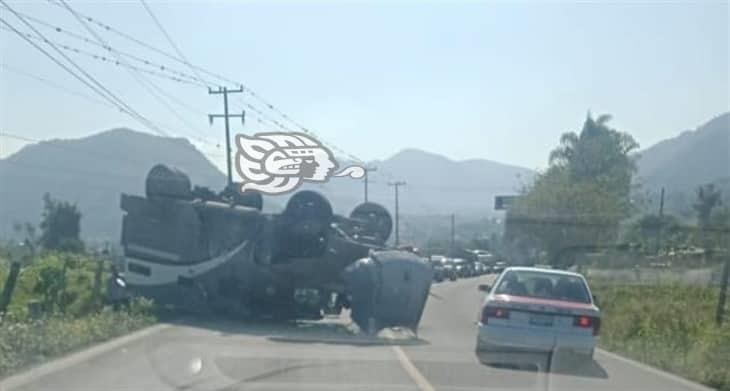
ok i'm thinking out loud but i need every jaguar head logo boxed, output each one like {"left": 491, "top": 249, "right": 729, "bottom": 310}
{"left": 235, "top": 132, "right": 365, "bottom": 194}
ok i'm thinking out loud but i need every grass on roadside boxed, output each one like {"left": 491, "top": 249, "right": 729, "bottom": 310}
{"left": 592, "top": 283, "right": 730, "bottom": 391}
{"left": 1, "top": 249, "right": 158, "bottom": 378}
{"left": 0, "top": 298, "right": 156, "bottom": 377}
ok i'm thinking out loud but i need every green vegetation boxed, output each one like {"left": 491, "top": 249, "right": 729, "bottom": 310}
{"left": 501, "top": 113, "right": 729, "bottom": 389}
{"left": 593, "top": 283, "right": 730, "bottom": 391}
{"left": 1, "top": 249, "right": 109, "bottom": 319}
{"left": 0, "top": 251, "right": 157, "bottom": 377}
{"left": 0, "top": 301, "right": 155, "bottom": 376}
{"left": 39, "top": 193, "right": 84, "bottom": 253}
{"left": 505, "top": 114, "right": 639, "bottom": 267}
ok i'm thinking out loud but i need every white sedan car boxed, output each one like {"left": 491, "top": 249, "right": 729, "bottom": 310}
{"left": 475, "top": 267, "right": 600, "bottom": 362}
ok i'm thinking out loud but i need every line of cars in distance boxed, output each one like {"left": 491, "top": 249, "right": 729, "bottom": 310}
{"left": 426, "top": 248, "right": 602, "bottom": 364}
{"left": 429, "top": 254, "right": 507, "bottom": 282}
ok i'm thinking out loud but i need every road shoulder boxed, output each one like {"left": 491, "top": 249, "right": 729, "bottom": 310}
{"left": 0, "top": 323, "right": 170, "bottom": 390}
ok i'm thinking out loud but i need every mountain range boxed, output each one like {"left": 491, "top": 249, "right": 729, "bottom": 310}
{"left": 1, "top": 112, "right": 728, "bottom": 242}
{"left": 0, "top": 129, "right": 225, "bottom": 242}
{"left": 634, "top": 112, "right": 730, "bottom": 217}
{"left": 0, "top": 128, "right": 532, "bottom": 242}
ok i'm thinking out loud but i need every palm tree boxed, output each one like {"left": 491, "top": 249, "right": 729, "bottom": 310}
{"left": 548, "top": 113, "right": 638, "bottom": 187}
{"left": 548, "top": 132, "right": 579, "bottom": 167}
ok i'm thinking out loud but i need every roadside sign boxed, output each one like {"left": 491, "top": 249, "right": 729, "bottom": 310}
{"left": 494, "top": 195, "right": 519, "bottom": 210}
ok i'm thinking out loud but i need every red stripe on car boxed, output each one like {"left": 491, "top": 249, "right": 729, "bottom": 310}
{"left": 492, "top": 294, "right": 595, "bottom": 310}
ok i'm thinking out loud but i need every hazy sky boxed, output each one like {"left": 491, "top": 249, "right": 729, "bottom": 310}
{"left": 1, "top": 1, "right": 728, "bottom": 172}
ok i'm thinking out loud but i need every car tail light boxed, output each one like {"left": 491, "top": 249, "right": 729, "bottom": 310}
{"left": 573, "top": 315, "right": 601, "bottom": 336}
{"left": 481, "top": 306, "right": 510, "bottom": 324}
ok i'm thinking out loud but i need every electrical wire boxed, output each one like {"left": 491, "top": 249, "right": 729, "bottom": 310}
{"left": 138, "top": 0, "right": 206, "bottom": 84}
{"left": 4, "top": 5, "right": 314, "bottom": 153}
{"left": 0, "top": 25, "right": 204, "bottom": 86}
{"left": 0, "top": 62, "right": 223, "bottom": 151}
{"left": 10, "top": 1, "right": 375, "bottom": 177}
{"left": 0, "top": 11, "right": 205, "bottom": 85}
{"left": 0, "top": 1, "right": 168, "bottom": 137}
{"left": 0, "top": 62, "right": 117, "bottom": 110}
{"left": 55, "top": 0, "right": 211, "bottom": 145}
{"left": 43, "top": 0, "right": 367, "bottom": 163}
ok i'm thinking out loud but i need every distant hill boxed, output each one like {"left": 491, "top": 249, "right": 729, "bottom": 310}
{"left": 635, "top": 112, "right": 730, "bottom": 216}
{"left": 4, "top": 114, "right": 726, "bottom": 243}
{"left": 0, "top": 128, "right": 226, "bottom": 242}
{"left": 300, "top": 148, "right": 534, "bottom": 217}
{"left": 0, "top": 129, "right": 534, "bottom": 242}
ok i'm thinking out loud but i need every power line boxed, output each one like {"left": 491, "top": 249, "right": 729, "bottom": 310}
{"left": 138, "top": 0, "right": 206, "bottom": 84}
{"left": 22, "top": 1, "right": 335, "bottom": 156}
{"left": 55, "top": 0, "right": 223, "bottom": 151}
{"left": 0, "top": 63, "right": 219, "bottom": 150}
{"left": 42, "top": 0, "right": 366, "bottom": 163}
{"left": 0, "top": 1, "right": 168, "bottom": 137}
{"left": 0, "top": 11, "right": 206, "bottom": 85}
{"left": 46, "top": 0, "right": 218, "bottom": 84}
{"left": 5, "top": 1, "right": 221, "bottom": 149}
{"left": 0, "top": 25, "right": 204, "bottom": 87}
{"left": 3, "top": 4, "right": 371, "bottom": 179}
{"left": 0, "top": 23, "right": 218, "bottom": 142}
{"left": 2, "top": 65, "right": 221, "bottom": 152}
{"left": 4, "top": 17, "right": 224, "bottom": 153}
{"left": 0, "top": 62, "right": 116, "bottom": 110}
{"left": 0, "top": 18, "right": 156, "bottom": 137}
{"left": 13, "top": 1, "right": 371, "bottom": 171}
{"left": 0, "top": 29, "right": 215, "bottom": 147}
{"left": 232, "top": 95, "right": 363, "bottom": 163}
{"left": 55, "top": 0, "right": 206, "bottom": 140}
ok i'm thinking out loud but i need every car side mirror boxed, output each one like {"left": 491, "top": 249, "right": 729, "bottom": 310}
{"left": 478, "top": 284, "right": 491, "bottom": 292}
{"left": 592, "top": 294, "right": 600, "bottom": 306}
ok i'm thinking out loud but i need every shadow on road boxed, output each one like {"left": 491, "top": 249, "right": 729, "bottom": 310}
{"left": 165, "top": 315, "right": 430, "bottom": 347}
{"left": 477, "top": 351, "right": 608, "bottom": 379}
{"left": 551, "top": 357, "right": 608, "bottom": 379}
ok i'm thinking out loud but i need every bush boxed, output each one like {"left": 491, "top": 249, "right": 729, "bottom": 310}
{"left": 593, "top": 283, "right": 730, "bottom": 391}
{"left": 0, "top": 299, "right": 156, "bottom": 377}
{"left": 3, "top": 251, "right": 106, "bottom": 320}
{"left": 0, "top": 245, "right": 158, "bottom": 378}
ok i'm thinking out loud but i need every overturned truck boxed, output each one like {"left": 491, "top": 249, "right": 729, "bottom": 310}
{"left": 116, "top": 164, "right": 432, "bottom": 333}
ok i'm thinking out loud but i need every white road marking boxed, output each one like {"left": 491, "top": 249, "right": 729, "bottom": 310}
{"left": 596, "top": 348, "right": 714, "bottom": 391}
{"left": 0, "top": 323, "right": 171, "bottom": 390}
{"left": 391, "top": 345, "right": 436, "bottom": 391}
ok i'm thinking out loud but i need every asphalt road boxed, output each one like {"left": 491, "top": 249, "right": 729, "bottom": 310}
{"left": 2, "top": 275, "right": 712, "bottom": 391}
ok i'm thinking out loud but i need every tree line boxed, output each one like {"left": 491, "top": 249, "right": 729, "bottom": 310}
{"left": 504, "top": 114, "right": 729, "bottom": 267}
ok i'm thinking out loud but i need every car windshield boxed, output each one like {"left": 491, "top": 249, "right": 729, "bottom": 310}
{"left": 495, "top": 270, "right": 592, "bottom": 303}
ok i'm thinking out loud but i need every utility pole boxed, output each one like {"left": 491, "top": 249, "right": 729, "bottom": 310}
{"left": 388, "top": 181, "right": 406, "bottom": 246}
{"left": 450, "top": 213, "right": 455, "bottom": 256}
{"left": 0, "top": 262, "right": 20, "bottom": 316}
{"left": 717, "top": 258, "right": 729, "bottom": 326}
{"left": 208, "top": 86, "right": 245, "bottom": 186}
{"left": 92, "top": 243, "right": 109, "bottom": 309}
{"left": 655, "top": 187, "right": 665, "bottom": 254}
{"left": 1, "top": 240, "right": 33, "bottom": 319}
{"left": 364, "top": 166, "right": 377, "bottom": 203}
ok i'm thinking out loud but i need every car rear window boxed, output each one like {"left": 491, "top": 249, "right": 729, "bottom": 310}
{"left": 494, "top": 270, "right": 591, "bottom": 304}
